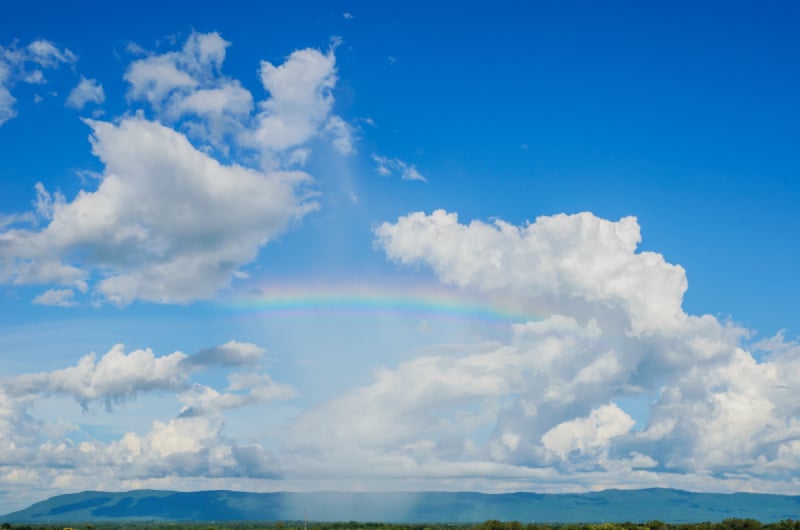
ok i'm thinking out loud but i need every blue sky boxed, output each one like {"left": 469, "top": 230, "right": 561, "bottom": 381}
{"left": 0, "top": 0, "right": 799, "bottom": 513}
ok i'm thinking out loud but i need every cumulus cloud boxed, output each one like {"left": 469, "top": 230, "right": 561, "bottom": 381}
{"left": 0, "top": 339, "right": 289, "bottom": 504}
{"left": 285, "top": 314, "right": 645, "bottom": 476}
{"left": 125, "top": 32, "right": 254, "bottom": 150}
{"left": 0, "top": 117, "right": 317, "bottom": 305}
{"left": 307, "top": 209, "right": 800, "bottom": 489}
{"left": 66, "top": 76, "right": 105, "bottom": 109}
{"left": 376, "top": 210, "right": 685, "bottom": 335}
{"left": 630, "top": 341, "right": 800, "bottom": 478}
{"left": 0, "top": 33, "right": 360, "bottom": 305}
{"left": 4, "top": 208, "right": 800, "bottom": 500}
{"left": 245, "top": 43, "right": 353, "bottom": 165}
{"left": 125, "top": 32, "right": 227, "bottom": 106}
{"left": 541, "top": 403, "right": 635, "bottom": 465}
{"left": 372, "top": 154, "right": 427, "bottom": 182}
{"left": 1, "top": 339, "right": 286, "bottom": 415}
{"left": 124, "top": 32, "right": 353, "bottom": 164}
{"left": 5, "top": 344, "right": 187, "bottom": 410}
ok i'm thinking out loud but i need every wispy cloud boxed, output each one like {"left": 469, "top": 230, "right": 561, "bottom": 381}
{"left": 0, "top": 39, "right": 77, "bottom": 126}
{"left": 372, "top": 154, "right": 427, "bottom": 182}
{"left": 32, "top": 288, "right": 76, "bottom": 307}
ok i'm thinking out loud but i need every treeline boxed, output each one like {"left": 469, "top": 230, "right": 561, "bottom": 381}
{"left": 3, "top": 520, "right": 800, "bottom": 530}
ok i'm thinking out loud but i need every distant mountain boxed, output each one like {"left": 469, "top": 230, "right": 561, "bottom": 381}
{"left": 4, "top": 489, "right": 800, "bottom": 523}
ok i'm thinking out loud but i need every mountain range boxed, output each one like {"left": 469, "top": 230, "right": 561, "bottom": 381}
{"left": 5, "top": 489, "right": 800, "bottom": 523}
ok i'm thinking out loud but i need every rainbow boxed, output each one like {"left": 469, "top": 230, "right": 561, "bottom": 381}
{"left": 223, "top": 282, "right": 538, "bottom": 325}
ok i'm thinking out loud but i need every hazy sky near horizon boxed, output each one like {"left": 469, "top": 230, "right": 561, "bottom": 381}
{"left": 1, "top": 0, "right": 800, "bottom": 513}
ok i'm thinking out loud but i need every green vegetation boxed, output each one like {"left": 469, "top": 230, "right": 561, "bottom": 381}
{"left": 2, "top": 519, "right": 800, "bottom": 530}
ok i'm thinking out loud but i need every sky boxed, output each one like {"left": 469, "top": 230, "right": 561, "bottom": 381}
{"left": 0, "top": 0, "right": 799, "bottom": 514}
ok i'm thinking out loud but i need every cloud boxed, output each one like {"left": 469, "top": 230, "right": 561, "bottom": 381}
{"left": 376, "top": 210, "right": 685, "bottom": 335}
{"left": 125, "top": 32, "right": 353, "bottom": 164}
{"left": 4, "top": 209, "right": 800, "bottom": 499}
{"left": 125, "top": 32, "right": 227, "bottom": 107}
{"left": 343, "top": 210, "right": 800, "bottom": 487}
{"left": 325, "top": 115, "right": 355, "bottom": 155}
{"left": 5, "top": 344, "right": 188, "bottom": 410}
{"left": 26, "top": 40, "right": 76, "bottom": 67}
{"left": 66, "top": 76, "right": 105, "bottom": 109}
{"left": 541, "top": 403, "right": 635, "bottom": 464}
{"left": 0, "top": 61, "right": 16, "bottom": 125}
{"left": 125, "top": 32, "right": 254, "bottom": 150}
{"left": 0, "top": 339, "right": 288, "bottom": 501}
{"left": 630, "top": 340, "right": 800, "bottom": 478}
{"left": 92, "top": 412, "right": 281, "bottom": 480}
{"left": 0, "top": 117, "right": 317, "bottom": 305}
{"left": 32, "top": 288, "right": 76, "bottom": 307}
{"left": 246, "top": 43, "right": 349, "bottom": 163}
{"left": 372, "top": 154, "right": 427, "bottom": 182}
{"left": 284, "top": 314, "right": 641, "bottom": 476}
{"left": 0, "top": 33, "right": 359, "bottom": 305}
{"left": 1, "top": 338, "right": 285, "bottom": 416}
{"left": 23, "top": 70, "right": 44, "bottom": 84}
{"left": 178, "top": 374, "right": 296, "bottom": 417}
{"left": 0, "top": 39, "right": 76, "bottom": 126}
{"left": 183, "top": 340, "right": 266, "bottom": 368}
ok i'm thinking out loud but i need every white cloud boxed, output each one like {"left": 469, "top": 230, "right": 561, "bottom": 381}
{"left": 124, "top": 32, "right": 352, "bottom": 164}
{"left": 0, "top": 61, "right": 16, "bottom": 125}
{"left": 23, "top": 70, "right": 44, "bottom": 84}
{"left": 285, "top": 315, "right": 636, "bottom": 475}
{"left": 325, "top": 115, "right": 355, "bottom": 155}
{"left": 0, "top": 338, "right": 289, "bottom": 503}
{"left": 287, "top": 147, "right": 311, "bottom": 167}
{"left": 5, "top": 344, "right": 188, "bottom": 410}
{"left": 371, "top": 154, "right": 427, "bottom": 182}
{"left": 2, "top": 339, "right": 285, "bottom": 415}
{"left": 631, "top": 341, "right": 800, "bottom": 478}
{"left": 358, "top": 210, "right": 800, "bottom": 487}
{"left": 1, "top": 33, "right": 360, "bottom": 304}
{"left": 541, "top": 403, "right": 635, "bottom": 463}
{"left": 0, "top": 39, "right": 75, "bottom": 126}
{"left": 66, "top": 76, "right": 105, "bottom": 109}
{"left": 124, "top": 32, "right": 253, "bottom": 150}
{"left": 125, "top": 41, "right": 147, "bottom": 56}
{"left": 179, "top": 374, "right": 296, "bottom": 417}
{"left": 0, "top": 117, "right": 317, "bottom": 305}
{"left": 121, "top": 414, "right": 222, "bottom": 458}
{"left": 246, "top": 45, "right": 342, "bottom": 160}
{"left": 32, "top": 288, "right": 76, "bottom": 307}
{"left": 8, "top": 29, "right": 800, "bottom": 502}
{"left": 376, "top": 210, "right": 685, "bottom": 335}
{"left": 26, "top": 40, "right": 76, "bottom": 67}
{"left": 125, "top": 32, "right": 227, "bottom": 107}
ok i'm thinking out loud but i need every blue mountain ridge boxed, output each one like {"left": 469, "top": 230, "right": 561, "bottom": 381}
{"left": 4, "top": 489, "right": 800, "bottom": 523}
